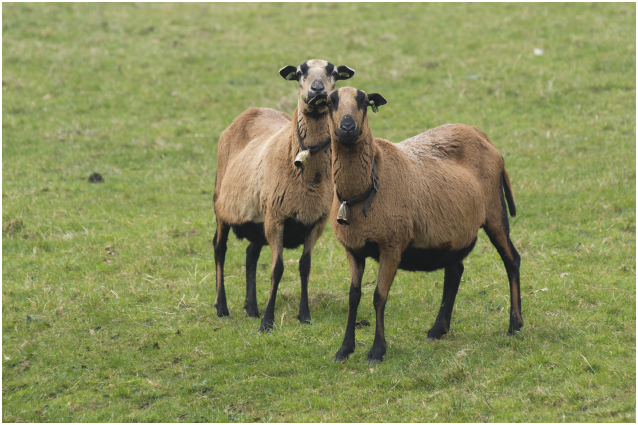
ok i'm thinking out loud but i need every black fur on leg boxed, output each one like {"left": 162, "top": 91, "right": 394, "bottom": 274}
{"left": 260, "top": 255, "right": 284, "bottom": 333}
{"left": 427, "top": 261, "right": 464, "bottom": 340}
{"left": 367, "top": 287, "right": 387, "bottom": 364}
{"left": 244, "top": 243, "right": 263, "bottom": 318}
{"left": 213, "top": 223, "right": 230, "bottom": 317}
{"left": 334, "top": 282, "right": 362, "bottom": 362}
{"left": 483, "top": 199, "right": 523, "bottom": 335}
{"left": 506, "top": 239, "right": 523, "bottom": 334}
{"left": 297, "top": 251, "right": 312, "bottom": 324}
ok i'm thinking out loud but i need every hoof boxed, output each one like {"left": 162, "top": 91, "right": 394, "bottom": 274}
{"left": 215, "top": 306, "right": 229, "bottom": 318}
{"left": 334, "top": 346, "right": 354, "bottom": 363}
{"left": 367, "top": 347, "right": 385, "bottom": 364}
{"left": 297, "top": 313, "right": 311, "bottom": 325}
{"left": 508, "top": 320, "right": 523, "bottom": 335}
{"left": 245, "top": 307, "right": 260, "bottom": 319}
{"left": 367, "top": 357, "right": 383, "bottom": 366}
{"left": 259, "top": 318, "right": 274, "bottom": 333}
{"left": 333, "top": 355, "right": 348, "bottom": 364}
{"left": 427, "top": 326, "right": 447, "bottom": 340}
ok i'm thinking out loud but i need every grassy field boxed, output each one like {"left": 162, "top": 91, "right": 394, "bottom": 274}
{"left": 2, "top": 3, "right": 635, "bottom": 422}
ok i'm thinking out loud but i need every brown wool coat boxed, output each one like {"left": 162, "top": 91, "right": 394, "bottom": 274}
{"left": 212, "top": 60, "right": 355, "bottom": 330}
{"left": 331, "top": 123, "right": 509, "bottom": 256}
{"left": 322, "top": 86, "right": 521, "bottom": 363}
{"left": 215, "top": 106, "right": 333, "bottom": 234}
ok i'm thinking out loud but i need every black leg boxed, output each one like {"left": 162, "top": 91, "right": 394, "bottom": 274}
{"left": 505, "top": 239, "right": 523, "bottom": 334}
{"left": 260, "top": 254, "right": 284, "bottom": 332}
{"left": 297, "top": 251, "right": 312, "bottom": 324}
{"left": 367, "top": 286, "right": 387, "bottom": 364}
{"left": 334, "top": 252, "right": 365, "bottom": 362}
{"left": 213, "top": 221, "right": 231, "bottom": 317}
{"left": 484, "top": 227, "right": 523, "bottom": 334}
{"left": 244, "top": 242, "right": 263, "bottom": 318}
{"left": 297, "top": 223, "right": 325, "bottom": 325}
{"left": 427, "top": 261, "right": 464, "bottom": 340}
{"left": 366, "top": 251, "right": 400, "bottom": 365}
{"left": 484, "top": 173, "right": 523, "bottom": 334}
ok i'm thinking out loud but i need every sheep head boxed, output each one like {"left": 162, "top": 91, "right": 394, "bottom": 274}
{"left": 309, "top": 87, "right": 387, "bottom": 146}
{"left": 279, "top": 59, "right": 355, "bottom": 114}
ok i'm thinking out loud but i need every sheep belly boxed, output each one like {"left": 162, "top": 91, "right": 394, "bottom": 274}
{"left": 350, "top": 239, "right": 477, "bottom": 272}
{"left": 230, "top": 217, "right": 318, "bottom": 249}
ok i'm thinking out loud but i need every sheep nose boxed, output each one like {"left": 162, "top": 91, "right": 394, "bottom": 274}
{"left": 309, "top": 81, "right": 325, "bottom": 95}
{"left": 340, "top": 116, "right": 355, "bottom": 132}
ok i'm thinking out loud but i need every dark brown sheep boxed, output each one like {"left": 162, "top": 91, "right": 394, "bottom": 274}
{"left": 308, "top": 87, "right": 522, "bottom": 363}
{"left": 213, "top": 60, "right": 354, "bottom": 332}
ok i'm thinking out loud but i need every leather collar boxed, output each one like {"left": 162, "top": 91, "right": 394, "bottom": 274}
{"left": 296, "top": 118, "right": 331, "bottom": 154}
{"left": 336, "top": 161, "right": 380, "bottom": 218}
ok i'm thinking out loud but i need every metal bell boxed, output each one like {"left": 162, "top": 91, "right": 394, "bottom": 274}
{"left": 294, "top": 150, "right": 311, "bottom": 169}
{"left": 336, "top": 201, "right": 350, "bottom": 226}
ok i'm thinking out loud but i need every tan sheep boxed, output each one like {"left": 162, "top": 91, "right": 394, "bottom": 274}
{"left": 308, "top": 87, "right": 522, "bottom": 363}
{"left": 213, "top": 60, "right": 355, "bottom": 332}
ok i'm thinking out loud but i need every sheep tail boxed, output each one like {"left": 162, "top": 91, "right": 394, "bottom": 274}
{"left": 502, "top": 167, "right": 516, "bottom": 217}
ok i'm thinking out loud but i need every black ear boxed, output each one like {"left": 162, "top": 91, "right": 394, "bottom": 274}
{"left": 366, "top": 93, "right": 387, "bottom": 113}
{"left": 279, "top": 65, "right": 298, "bottom": 81}
{"left": 336, "top": 65, "right": 355, "bottom": 80}
{"left": 307, "top": 93, "right": 328, "bottom": 108}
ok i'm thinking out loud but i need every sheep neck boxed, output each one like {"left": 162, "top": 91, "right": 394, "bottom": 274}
{"left": 331, "top": 128, "right": 376, "bottom": 200}
{"left": 292, "top": 108, "right": 331, "bottom": 176}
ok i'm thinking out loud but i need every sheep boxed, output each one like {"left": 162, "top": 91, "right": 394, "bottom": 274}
{"left": 307, "top": 87, "right": 522, "bottom": 363}
{"left": 213, "top": 60, "right": 355, "bottom": 332}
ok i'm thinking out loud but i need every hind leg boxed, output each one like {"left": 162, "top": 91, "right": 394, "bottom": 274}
{"left": 244, "top": 242, "right": 263, "bottom": 318}
{"left": 213, "top": 220, "right": 231, "bottom": 317}
{"left": 484, "top": 222, "right": 523, "bottom": 334}
{"left": 427, "top": 261, "right": 464, "bottom": 340}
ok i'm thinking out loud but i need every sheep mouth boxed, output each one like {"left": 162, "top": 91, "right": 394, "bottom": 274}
{"left": 305, "top": 92, "right": 328, "bottom": 107}
{"left": 336, "top": 129, "right": 359, "bottom": 145}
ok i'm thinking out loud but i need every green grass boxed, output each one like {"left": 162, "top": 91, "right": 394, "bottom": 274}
{"left": 2, "top": 3, "right": 635, "bottom": 422}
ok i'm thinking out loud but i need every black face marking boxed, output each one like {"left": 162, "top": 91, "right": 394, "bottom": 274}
{"left": 329, "top": 91, "right": 340, "bottom": 111}
{"left": 299, "top": 62, "right": 309, "bottom": 76}
{"left": 356, "top": 90, "right": 367, "bottom": 111}
{"left": 325, "top": 62, "right": 335, "bottom": 77}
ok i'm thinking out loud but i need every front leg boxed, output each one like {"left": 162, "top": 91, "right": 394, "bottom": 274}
{"left": 427, "top": 261, "right": 464, "bottom": 340}
{"left": 334, "top": 249, "right": 366, "bottom": 362}
{"left": 259, "top": 221, "right": 284, "bottom": 333}
{"left": 297, "top": 220, "right": 327, "bottom": 324}
{"left": 368, "top": 250, "right": 401, "bottom": 365}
